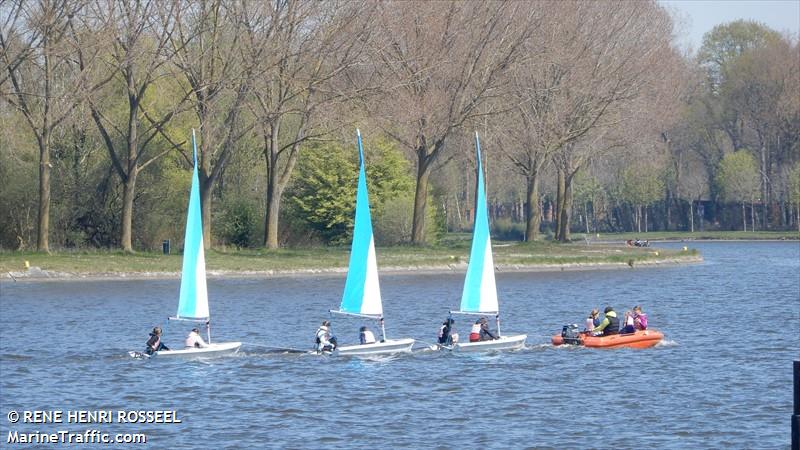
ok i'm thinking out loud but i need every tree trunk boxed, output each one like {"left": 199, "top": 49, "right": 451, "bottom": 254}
{"left": 411, "top": 147, "right": 431, "bottom": 245}
{"left": 759, "top": 142, "right": 769, "bottom": 230}
{"left": 689, "top": 201, "right": 694, "bottom": 233}
{"left": 584, "top": 202, "right": 590, "bottom": 234}
{"left": 750, "top": 201, "right": 755, "bottom": 232}
{"left": 201, "top": 175, "right": 213, "bottom": 249}
{"left": 120, "top": 166, "right": 138, "bottom": 252}
{"left": 644, "top": 206, "right": 648, "bottom": 233}
{"left": 524, "top": 171, "right": 540, "bottom": 241}
{"left": 636, "top": 205, "right": 641, "bottom": 233}
{"left": 555, "top": 168, "right": 565, "bottom": 241}
{"left": 264, "top": 148, "right": 281, "bottom": 249}
{"left": 558, "top": 172, "right": 573, "bottom": 242}
{"left": 37, "top": 134, "right": 51, "bottom": 253}
{"left": 742, "top": 202, "right": 746, "bottom": 232}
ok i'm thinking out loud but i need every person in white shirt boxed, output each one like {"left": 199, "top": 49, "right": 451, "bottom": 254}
{"left": 359, "top": 326, "right": 376, "bottom": 345}
{"left": 185, "top": 327, "right": 208, "bottom": 348}
{"left": 316, "top": 321, "right": 336, "bottom": 352}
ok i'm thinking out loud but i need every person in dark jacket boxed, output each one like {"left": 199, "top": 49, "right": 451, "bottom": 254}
{"left": 593, "top": 307, "right": 620, "bottom": 336}
{"left": 479, "top": 317, "right": 498, "bottom": 341}
{"left": 438, "top": 318, "right": 456, "bottom": 345}
{"left": 145, "top": 326, "right": 169, "bottom": 355}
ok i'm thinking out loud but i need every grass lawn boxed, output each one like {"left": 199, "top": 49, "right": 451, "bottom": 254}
{"left": 0, "top": 239, "right": 700, "bottom": 275}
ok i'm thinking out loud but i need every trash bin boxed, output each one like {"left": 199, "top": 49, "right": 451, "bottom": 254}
{"left": 162, "top": 239, "right": 170, "bottom": 255}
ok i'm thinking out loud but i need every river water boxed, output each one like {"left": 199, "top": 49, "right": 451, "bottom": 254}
{"left": 0, "top": 241, "right": 798, "bottom": 449}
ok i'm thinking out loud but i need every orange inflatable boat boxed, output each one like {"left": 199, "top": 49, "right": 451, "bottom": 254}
{"left": 551, "top": 329, "right": 664, "bottom": 349}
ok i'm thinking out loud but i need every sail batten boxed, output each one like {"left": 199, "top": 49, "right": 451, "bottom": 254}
{"left": 339, "top": 129, "right": 383, "bottom": 317}
{"left": 176, "top": 129, "right": 210, "bottom": 321}
{"left": 459, "top": 132, "right": 499, "bottom": 314}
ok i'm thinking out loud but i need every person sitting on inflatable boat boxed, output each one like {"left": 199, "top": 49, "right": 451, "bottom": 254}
{"left": 593, "top": 306, "right": 620, "bottom": 336}
{"left": 633, "top": 305, "right": 648, "bottom": 330}
{"left": 585, "top": 309, "right": 601, "bottom": 333}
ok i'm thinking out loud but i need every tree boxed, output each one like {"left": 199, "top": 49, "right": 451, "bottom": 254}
{"left": 789, "top": 162, "right": 800, "bottom": 232}
{"left": 288, "top": 137, "right": 414, "bottom": 244}
{"left": 78, "top": 0, "right": 185, "bottom": 252}
{"left": 363, "top": 1, "right": 532, "bottom": 244}
{"left": 167, "top": 0, "right": 255, "bottom": 248}
{"left": 1, "top": 0, "right": 87, "bottom": 251}
{"left": 620, "top": 162, "right": 666, "bottom": 233}
{"left": 716, "top": 151, "right": 760, "bottom": 231}
{"left": 241, "top": 0, "right": 369, "bottom": 249}
{"left": 544, "top": 1, "right": 674, "bottom": 242}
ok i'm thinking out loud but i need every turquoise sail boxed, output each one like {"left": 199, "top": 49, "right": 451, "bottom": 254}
{"left": 339, "top": 129, "right": 383, "bottom": 317}
{"left": 176, "top": 129, "right": 210, "bottom": 320}
{"left": 459, "top": 132, "right": 499, "bottom": 313}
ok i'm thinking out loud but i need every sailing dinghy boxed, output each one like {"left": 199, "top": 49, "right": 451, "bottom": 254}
{"left": 327, "top": 130, "right": 415, "bottom": 356}
{"left": 141, "top": 130, "right": 241, "bottom": 358}
{"left": 445, "top": 132, "right": 526, "bottom": 352}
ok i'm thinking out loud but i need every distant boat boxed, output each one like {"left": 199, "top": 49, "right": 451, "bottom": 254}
{"left": 445, "top": 132, "right": 526, "bottom": 352}
{"left": 328, "top": 130, "right": 414, "bottom": 356}
{"left": 134, "top": 130, "right": 241, "bottom": 358}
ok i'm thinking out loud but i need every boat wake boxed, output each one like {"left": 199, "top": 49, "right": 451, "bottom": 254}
{"left": 655, "top": 339, "right": 678, "bottom": 347}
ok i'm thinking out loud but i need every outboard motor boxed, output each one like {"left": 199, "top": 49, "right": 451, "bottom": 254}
{"left": 560, "top": 324, "right": 582, "bottom": 345}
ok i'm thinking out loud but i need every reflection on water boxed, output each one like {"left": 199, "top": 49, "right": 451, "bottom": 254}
{"left": 1, "top": 241, "right": 797, "bottom": 448}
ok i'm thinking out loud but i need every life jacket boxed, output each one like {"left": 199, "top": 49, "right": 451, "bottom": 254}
{"left": 604, "top": 313, "right": 620, "bottom": 335}
{"left": 315, "top": 327, "right": 328, "bottom": 345}
{"left": 469, "top": 323, "right": 481, "bottom": 342}
{"left": 635, "top": 313, "right": 648, "bottom": 330}
{"left": 149, "top": 334, "right": 160, "bottom": 350}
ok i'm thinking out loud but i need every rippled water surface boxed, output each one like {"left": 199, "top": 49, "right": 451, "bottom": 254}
{"left": 1, "top": 241, "right": 798, "bottom": 449}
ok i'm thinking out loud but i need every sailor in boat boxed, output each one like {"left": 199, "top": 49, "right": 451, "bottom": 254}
{"left": 479, "top": 317, "right": 498, "bottom": 341}
{"left": 438, "top": 318, "right": 457, "bottom": 346}
{"left": 593, "top": 306, "right": 620, "bottom": 336}
{"left": 315, "top": 321, "right": 337, "bottom": 353}
{"left": 359, "top": 326, "right": 376, "bottom": 345}
{"left": 633, "top": 305, "right": 648, "bottom": 330}
{"left": 185, "top": 327, "right": 208, "bottom": 349}
{"left": 145, "top": 327, "right": 169, "bottom": 355}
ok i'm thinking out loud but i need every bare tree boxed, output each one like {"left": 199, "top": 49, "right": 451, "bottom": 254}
{"left": 78, "top": 0, "right": 185, "bottom": 252}
{"left": 242, "top": 0, "right": 369, "bottom": 249}
{"left": 543, "top": 1, "right": 674, "bottom": 241}
{"left": 167, "top": 0, "right": 255, "bottom": 248}
{"left": 363, "top": 1, "right": 533, "bottom": 244}
{"left": 1, "top": 0, "right": 87, "bottom": 251}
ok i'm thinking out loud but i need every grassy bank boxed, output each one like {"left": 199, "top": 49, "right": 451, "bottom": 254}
{"left": 0, "top": 240, "right": 700, "bottom": 276}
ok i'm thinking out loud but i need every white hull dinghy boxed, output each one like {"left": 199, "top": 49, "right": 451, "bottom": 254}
{"left": 325, "top": 130, "right": 415, "bottom": 357}
{"left": 135, "top": 130, "right": 240, "bottom": 359}
{"left": 444, "top": 132, "right": 526, "bottom": 352}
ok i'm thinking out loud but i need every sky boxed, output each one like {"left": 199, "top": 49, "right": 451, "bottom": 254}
{"left": 659, "top": 0, "right": 800, "bottom": 52}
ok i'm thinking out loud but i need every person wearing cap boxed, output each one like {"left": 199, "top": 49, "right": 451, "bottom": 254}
{"left": 315, "top": 320, "right": 336, "bottom": 352}
{"left": 185, "top": 327, "right": 208, "bottom": 348}
{"left": 145, "top": 326, "right": 169, "bottom": 355}
{"left": 593, "top": 306, "right": 620, "bottom": 336}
